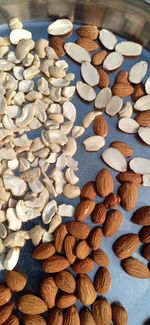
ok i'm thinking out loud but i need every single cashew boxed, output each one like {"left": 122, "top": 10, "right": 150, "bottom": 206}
{"left": 63, "top": 184, "right": 81, "bottom": 199}
{"left": 37, "top": 77, "right": 50, "bottom": 96}
{"left": 48, "top": 214, "right": 62, "bottom": 234}
{"left": 65, "top": 168, "right": 79, "bottom": 185}
{"left": 22, "top": 53, "right": 34, "bottom": 67}
{"left": 63, "top": 137, "right": 77, "bottom": 157}
{"left": 3, "top": 174, "right": 27, "bottom": 196}
{"left": 15, "top": 103, "right": 35, "bottom": 127}
{"left": 15, "top": 39, "right": 35, "bottom": 60}
{"left": 35, "top": 38, "right": 49, "bottom": 58}
{"left": 10, "top": 28, "right": 32, "bottom": 45}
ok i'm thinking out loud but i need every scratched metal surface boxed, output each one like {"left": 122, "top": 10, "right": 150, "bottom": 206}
{"left": 0, "top": 20, "right": 150, "bottom": 324}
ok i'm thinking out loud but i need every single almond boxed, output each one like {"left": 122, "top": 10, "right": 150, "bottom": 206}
{"left": 24, "top": 315, "right": 47, "bottom": 325}
{"left": 47, "top": 307, "right": 63, "bottom": 325}
{"left": 96, "top": 168, "right": 114, "bottom": 197}
{"left": 40, "top": 277, "right": 58, "bottom": 308}
{"left": 75, "top": 199, "right": 95, "bottom": 222}
{"left": 104, "top": 193, "right": 121, "bottom": 208}
{"left": 64, "top": 235, "right": 76, "bottom": 264}
{"left": 135, "top": 110, "right": 150, "bottom": 126}
{"left": 66, "top": 221, "right": 91, "bottom": 239}
{"left": 113, "top": 233, "right": 140, "bottom": 259}
{"left": 72, "top": 257, "right": 94, "bottom": 273}
{"left": 88, "top": 226, "right": 103, "bottom": 250}
{"left": 0, "top": 285, "right": 11, "bottom": 307}
{"left": 142, "top": 244, "right": 150, "bottom": 261}
{"left": 122, "top": 257, "right": 150, "bottom": 278}
{"left": 92, "top": 50, "right": 107, "bottom": 65}
{"left": 91, "top": 248, "right": 109, "bottom": 267}
{"left": 54, "top": 224, "right": 68, "bottom": 253}
{"left": 132, "top": 206, "right": 150, "bottom": 226}
{"left": 4, "top": 270, "right": 27, "bottom": 292}
{"left": 76, "top": 240, "right": 90, "bottom": 260}
{"left": 80, "top": 308, "right": 96, "bottom": 325}
{"left": 116, "top": 171, "right": 142, "bottom": 186}
{"left": 56, "top": 294, "right": 77, "bottom": 309}
{"left": 103, "top": 209, "right": 123, "bottom": 237}
{"left": 92, "top": 203, "right": 106, "bottom": 224}
{"left": 94, "top": 267, "right": 111, "bottom": 294}
{"left": 92, "top": 297, "right": 112, "bottom": 325}
{"left": 18, "top": 294, "right": 48, "bottom": 315}
{"left": 111, "top": 302, "right": 128, "bottom": 325}
{"left": 32, "top": 242, "right": 56, "bottom": 260}
{"left": 3, "top": 315, "right": 19, "bottom": 325}
{"left": 63, "top": 306, "right": 80, "bottom": 325}
{"left": 119, "top": 182, "right": 138, "bottom": 211}
{"left": 76, "top": 38, "right": 99, "bottom": 52}
{"left": 77, "top": 274, "right": 97, "bottom": 305}
{"left": 110, "top": 141, "right": 133, "bottom": 158}
{"left": 93, "top": 115, "right": 109, "bottom": 137}
{"left": 131, "top": 83, "right": 145, "bottom": 102}
{"left": 112, "top": 82, "right": 134, "bottom": 97}
{"left": 114, "top": 70, "right": 129, "bottom": 84}
{"left": 54, "top": 270, "right": 76, "bottom": 293}
{"left": 139, "top": 226, "right": 150, "bottom": 243}
{"left": 0, "top": 303, "right": 14, "bottom": 325}
{"left": 49, "top": 36, "right": 65, "bottom": 56}
{"left": 76, "top": 25, "right": 98, "bottom": 40}
{"left": 80, "top": 181, "right": 97, "bottom": 200}
{"left": 43, "top": 254, "right": 70, "bottom": 273}
{"left": 97, "top": 68, "right": 110, "bottom": 88}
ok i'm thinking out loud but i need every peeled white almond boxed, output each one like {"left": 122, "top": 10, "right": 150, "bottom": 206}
{"left": 143, "top": 174, "right": 150, "bottom": 187}
{"left": 95, "top": 87, "right": 112, "bottom": 109}
{"left": 134, "top": 95, "right": 150, "bottom": 111}
{"left": 76, "top": 81, "right": 96, "bottom": 101}
{"left": 129, "top": 61, "right": 148, "bottom": 84}
{"left": 129, "top": 157, "right": 150, "bottom": 174}
{"left": 99, "top": 28, "right": 118, "bottom": 50}
{"left": 102, "top": 147, "right": 127, "bottom": 172}
{"left": 83, "top": 135, "right": 105, "bottom": 151}
{"left": 47, "top": 19, "right": 73, "bottom": 35}
{"left": 64, "top": 42, "right": 91, "bottom": 63}
{"left": 106, "top": 96, "right": 123, "bottom": 116}
{"left": 81, "top": 61, "right": 99, "bottom": 86}
{"left": 115, "top": 41, "right": 142, "bottom": 56}
{"left": 103, "top": 52, "right": 124, "bottom": 71}
{"left": 118, "top": 118, "right": 139, "bottom": 133}
{"left": 119, "top": 101, "right": 133, "bottom": 118}
{"left": 10, "top": 29, "right": 32, "bottom": 45}
{"left": 138, "top": 127, "right": 150, "bottom": 145}
{"left": 145, "top": 77, "right": 150, "bottom": 95}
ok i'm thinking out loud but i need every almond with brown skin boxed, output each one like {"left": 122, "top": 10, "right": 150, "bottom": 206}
{"left": 92, "top": 297, "right": 112, "bottom": 325}
{"left": 88, "top": 227, "right": 103, "bottom": 250}
{"left": 40, "top": 277, "right": 58, "bottom": 308}
{"left": 80, "top": 308, "right": 96, "bottom": 325}
{"left": 97, "top": 68, "right": 110, "bottom": 88}
{"left": 142, "top": 244, "right": 150, "bottom": 261}
{"left": 111, "top": 303, "right": 128, "bottom": 325}
{"left": 0, "top": 303, "right": 14, "bottom": 325}
{"left": 116, "top": 171, "right": 142, "bottom": 186}
{"left": 18, "top": 294, "right": 48, "bottom": 315}
{"left": 72, "top": 257, "right": 94, "bottom": 273}
{"left": 4, "top": 270, "right": 27, "bottom": 292}
{"left": 103, "top": 209, "right": 123, "bottom": 237}
{"left": 56, "top": 294, "right": 77, "bottom": 309}
{"left": 77, "top": 274, "right": 97, "bottom": 305}
{"left": 80, "top": 181, "right": 97, "bottom": 200}
{"left": 122, "top": 257, "right": 150, "bottom": 278}
{"left": 54, "top": 224, "right": 68, "bottom": 253}
{"left": 114, "top": 70, "right": 129, "bottom": 84}
{"left": 64, "top": 235, "right": 76, "bottom": 264}
{"left": 3, "top": 315, "right": 19, "bottom": 325}
{"left": 63, "top": 306, "right": 80, "bottom": 325}
{"left": 32, "top": 242, "right": 55, "bottom": 260}
{"left": 112, "top": 83, "right": 134, "bottom": 97}
{"left": 93, "top": 115, "right": 109, "bottom": 137}
{"left": 96, "top": 168, "right": 114, "bottom": 197}
{"left": 92, "top": 248, "right": 109, "bottom": 267}
{"left": 43, "top": 254, "right": 70, "bottom": 273}
{"left": 76, "top": 25, "right": 98, "bottom": 40}
{"left": 76, "top": 240, "right": 90, "bottom": 260}
{"left": 139, "top": 226, "right": 150, "bottom": 243}
{"left": 119, "top": 182, "right": 138, "bottom": 211}
{"left": 75, "top": 199, "right": 96, "bottom": 222}
{"left": 104, "top": 193, "right": 121, "bottom": 208}
{"left": 24, "top": 315, "right": 47, "bottom": 325}
{"left": 135, "top": 110, "right": 150, "bottom": 127}
{"left": 132, "top": 206, "right": 150, "bottom": 226}
{"left": 131, "top": 83, "right": 145, "bottom": 102}
{"left": 94, "top": 267, "right": 111, "bottom": 294}
{"left": 49, "top": 36, "right": 65, "bottom": 56}
{"left": 66, "top": 221, "right": 91, "bottom": 239}
{"left": 92, "top": 50, "right": 107, "bottom": 65}
{"left": 110, "top": 141, "right": 133, "bottom": 158}
{"left": 92, "top": 203, "right": 106, "bottom": 224}
{"left": 54, "top": 270, "right": 76, "bottom": 293}
{"left": 76, "top": 38, "right": 99, "bottom": 51}
{"left": 48, "top": 307, "right": 63, "bottom": 325}
{"left": 113, "top": 233, "right": 140, "bottom": 259}
{"left": 0, "top": 284, "right": 11, "bottom": 306}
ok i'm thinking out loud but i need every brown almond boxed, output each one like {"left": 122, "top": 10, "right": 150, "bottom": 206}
{"left": 77, "top": 274, "right": 96, "bottom": 305}
{"left": 132, "top": 206, "right": 150, "bottom": 226}
{"left": 122, "top": 257, "right": 150, "bottom": 278}
{"left": 80, "top": 308, "right": 96, "bottom": 325}
{"left": 80, "top": 181, "right": 97, "bottom": 200}
{"left": 131, "top": 83, "right": 145, "bottom": 102}
{"left": 48, "top": 307, "right": 63, "bottom": 325}
{"left": 93, "top": 115, "right": 109, "bottom": 137}
{"left": 113, "top": 233, "right": 140, "bottom": 259}
{"left": 18, "top": 294, "right": 48, "bottom": 315}
{"left": 3, "top": 315, "right": 19, "bottom": 325}
{"left": 111, "top": 302, "right": 128, "bottom": 325}
{"left": 103, "top": 209, "right": 123, "bottom": 237}
{"left": 92, "top": 50, "right": 108, "bottom": 65}
{"left": 114, "top": 70, "right": 129, "bottom": 84}
{"left": 139, "top": 226, "right": 150, "bottom": 243}
{"left": 142, "top": 244, "right": 150, "bottom": 261}
{"left": 104, "top": 193, "right": 121, "bottom": 209}
{"left": 49, "top": 36, "right": 65, "bottom": 56}
{"left": 54, "top": 224, "right": 68, "bottom": 253}
{"left": 76, "top": 25, "right": 98, "bottom": 40}
{"left": 88, "top": 227, "right": 103, "bottom": 250}
{"left": 72, "top": 257, "right": 94, "bottom": 274}
{"left": 56, "top": 294, "right": 77, "bottom": 309}
{"left": 66, "top": 221, "right": 90, "bottom": 239}
{"left": 119, "top": 182, "right": 138, "bottom": 211}
{"left": 76, "top": 38, "right": 99, "bottom": 52}
{"left": 112, "top": 82, "right": 134, "bottom": 97}
{"left": 40, "top": 277, "right": 58, "bottom": 308}
{"left": 110, "top": 141, "right": 133, "bottom": 158}
{"left": 43, "top": 254, "right": 70, "bottom": 273}
{"left": 32, "top": 242, "right": 55, "bottom": 260}
{"left": 64, "top": 235, "right": 76, "bottom": 264}
{"left": 135, "top": 110, "right": 150, "bottom": 127}
{"left": 116, "top": 171, "right": 142, "bottom": 186}
{"left": 92, "top": 297, "right": 112, "bottom": 325}
{"left": 0, "top": 284, "right": 11, "bottom": 306}
{"left": 92, "top": 203, "right": 106, "bottom": 224}
{"left": 4, "top": 270, "right": 27, "bottom": 292}
{"left": 91, "top": 248, "right": 109, "bottom": 267}
{"left": 54, "top": 270, "right": 76, "bottom": 293}
{"left": 75, "top": 199, "right": 95, "bottom": 222}
{"left": 94, "top": 267, "right": 111, "bottom": 294}
{"left": 96, "top": 168, "right": 114, "bottom": 197}
{"left": 24, "top": 315, "right": 47, "bottom": 325}
{"left": 76, "top": 240, "right": 90, "bottom": 260}
{"left": 0, "top": 303, "right": 14, "bottom": 325}
{"left": 63, "top": 306, "right": 80, "bottom": 325}
{"left": 97, "top": 68, "right": 110, "bottom": 88}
